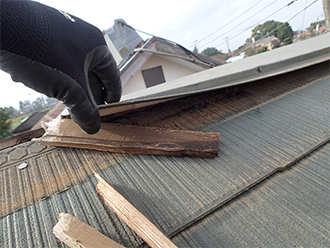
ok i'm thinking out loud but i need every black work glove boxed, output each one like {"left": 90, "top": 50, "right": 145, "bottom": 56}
{"left": 0, "top": 0, "right": 122, "bottom": 134}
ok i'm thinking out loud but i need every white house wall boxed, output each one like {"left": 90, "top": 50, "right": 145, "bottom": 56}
{"left": 122, "top": 54, "right": 204, "bottom": 95}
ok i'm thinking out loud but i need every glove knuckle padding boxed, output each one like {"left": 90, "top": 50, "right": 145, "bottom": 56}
{"left": 0, "top": 0, "right": 122, "bottom": 134}
{"left": 85, "top": 46, "right": 122, "bottom": 104}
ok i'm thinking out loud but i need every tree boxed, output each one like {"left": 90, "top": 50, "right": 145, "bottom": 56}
{"left": 257, "top": 46, "right": 268, "bottom": 54}
{"left": 276, "top": 22, "right": 293, "bottom": 41}
{"left": 19, "top": 101, "right": 24, "bottom": 112}
{"left": 252, "top": 20, "right": 293, "bottom": 41}
{"left": 46, "top": 97, "right": 58, "bottom": 108}
{"left": 0, "top": 108, "right": 12, "bottom": 140}
{"left": 201, "top": 47, "right": 221, "bottom": 57}
{"left": 284, "top": 37, "right": 293, "bottom": 45}
{"left": 32, "top": 96, "right": 46, "bottom": 111}
{"left": 4, "top": 106, "right": 20, "bottom": 119}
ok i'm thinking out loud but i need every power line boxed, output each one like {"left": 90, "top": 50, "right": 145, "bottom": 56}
{"left": 210, "top": 0, "right": 298, "bottom": 54}
{"left": 232, "top": 0, "right": 319, "bottom": 56}
{"left": 189, "top": 0, "right": 265, "bottom": 49}
{"left": 117, "top": 21, "right": 158, "bottom": 38}
{"left": 116, "top": 21, "right": 216, "bottom": 65}
{"left": 197, "top": 0, "right": 280, "bottom": 51}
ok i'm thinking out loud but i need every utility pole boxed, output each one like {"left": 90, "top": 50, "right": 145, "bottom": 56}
{"left": 323, "top": 0, "right": 330, "bottom": 31}
{"left": 225, "top": 37, "right": 231, "bottom": 57}
{"left": 267, "top": 32, "right": 272, "bottom": 50}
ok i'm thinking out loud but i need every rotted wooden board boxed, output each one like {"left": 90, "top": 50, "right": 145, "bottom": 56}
{"left": 35, "top": 119, "right": 220, "bottom": 158}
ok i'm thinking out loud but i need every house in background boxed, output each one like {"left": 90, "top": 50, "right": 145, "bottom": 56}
{"left": 103, "top": 19, "right": 144, "bottom": 66}
{"left": 254, "top": 35, "right": 280, "bottom": 50}
{"left": 294, "top": 25, "right": 327, "bottom": 41}
{"left": 103, "top": 20, "right": 222, "bottom": 96}
{"left": 226, "top": 52, "right": 248, "bottom": 63}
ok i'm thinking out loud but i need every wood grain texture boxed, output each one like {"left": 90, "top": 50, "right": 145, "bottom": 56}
{"left": 53, "top": 213, "right": 125, "bottom": 248}
{"left": 35, "top": 119, "right": 220, "bottom": 158}
{"left": 95, "top": 173, "right": 178, "bottom": 248}
{"left": 0, "top": 128, "right": 45, "bottom": 150}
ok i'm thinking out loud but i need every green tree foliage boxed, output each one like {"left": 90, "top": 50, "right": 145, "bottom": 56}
{"left": 284, "top": 37, "right": 293, "bottom": 45}
{"left": 201, "top": 47, "right": 221, "bottom": 57}
{"left": 0, "top": 108, "right": 12, "bottom": 140}
{"left": 257, "top": 46, "right": 268, "bottom": 54}
{"left": 276, "top": 22, "right": 294, "bottom": 41}
{"left": 252, "top": 20, "right": 293, "bottom": 41}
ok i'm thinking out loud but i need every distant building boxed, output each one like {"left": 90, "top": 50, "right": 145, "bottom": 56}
{"left": 254, "top": 35, "right": 280, "bottom": 50}
{"left": 294, "top": 25, "right": 327, "bottom": 42}
{"left": 103, "top": 19, "right": 222, "bottom": 96}
{"left": 226, "top": 52, "right": 247, "bottom": 63}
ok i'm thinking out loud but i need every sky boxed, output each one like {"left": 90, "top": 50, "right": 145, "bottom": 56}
{"left": 0, "top": 0, "right": 324, "bottom": 109}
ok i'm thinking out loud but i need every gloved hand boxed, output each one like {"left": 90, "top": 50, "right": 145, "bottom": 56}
{"left": 0, "top": 0, "right": 122, "bottom": 134}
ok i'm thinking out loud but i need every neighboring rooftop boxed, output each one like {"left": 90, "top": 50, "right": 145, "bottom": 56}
{"left": 11, "top": 111, "right": 48, "bottom": 135}
{"left": 1, "top": 33, "right": 329, "bottom": 248}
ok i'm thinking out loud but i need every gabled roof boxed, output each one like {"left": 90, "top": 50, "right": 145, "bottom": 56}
{"left": 254, "top": 35, "right": 279, "bottom": 46}
{"left": 119, "top": 36, "right": 222, "bottom": 87}
{"left": 104, "top": 19, "right": 144, "bottom": 65}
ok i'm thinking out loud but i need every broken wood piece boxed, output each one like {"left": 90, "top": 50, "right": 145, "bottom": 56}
{"left": 95, "top": 173, "right": 178, "bottom": 248}
{"left": 53, "top": 213, "right": 125, "bottom": 248}
{"left": 0, "top": 128, "right": 45, "bottom": 150}
{"left": 35, "top": 119, "right": 220, "bottom": 158}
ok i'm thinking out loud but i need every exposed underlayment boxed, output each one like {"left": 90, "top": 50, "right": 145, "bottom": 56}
{"left": 1, "top": 61, "right": 329, "bottom": 247}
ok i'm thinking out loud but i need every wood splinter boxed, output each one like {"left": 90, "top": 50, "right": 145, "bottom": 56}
{"left": 53, "top": 213, "right": 125, "bottom": 248}
{"left": 95, "top": 173, "right": 178, "bottom": 248}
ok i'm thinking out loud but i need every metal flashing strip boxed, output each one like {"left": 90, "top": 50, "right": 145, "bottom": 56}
{"left": 99, "top": 33, "right": 330, "bottom": 117}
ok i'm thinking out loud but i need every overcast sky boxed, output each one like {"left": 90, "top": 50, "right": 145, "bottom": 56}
{"left": 0, "top": 0, "right": 324, "bottom": 109}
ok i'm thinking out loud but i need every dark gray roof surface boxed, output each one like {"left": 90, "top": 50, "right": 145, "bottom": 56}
{"left": 12, "top": 111, "right": 47, "bottom": 134}
{"left": 1, "top": 60, "right": 329, "bottom": 247}
{"left": 173, "top": 141, "right": 330, "bottom": 247}
{"left": 254, "top": 35, "right": 278, "bottom": 46}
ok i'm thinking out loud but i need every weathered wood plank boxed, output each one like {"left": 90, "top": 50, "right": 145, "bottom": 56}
{"left": 35, "top": 119, "right": 220, "bottom": 158}
{"left": 95, "top": 173, "right": 178, "bottom": 248}
{"left": 0, "top": 128, "right": 45, "bottom": 150}
{"left": 53, "top": 213, "right": 125, "bottom": 248}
